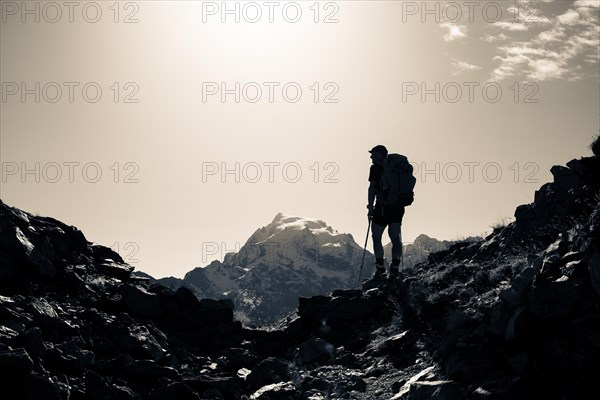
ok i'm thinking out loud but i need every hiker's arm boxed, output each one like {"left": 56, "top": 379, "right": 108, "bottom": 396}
{"left": 368, "top": 182, "right": 377, "bottom": 208}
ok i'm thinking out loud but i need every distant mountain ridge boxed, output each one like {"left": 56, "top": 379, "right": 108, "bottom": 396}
{"left": 140, "top": 214, "right": 482, "bottom": 326}
{"left": 384, "top": 233, "right": 483, "bottom": 269}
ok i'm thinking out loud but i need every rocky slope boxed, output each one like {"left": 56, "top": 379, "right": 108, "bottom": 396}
{"left": 0, "top": 137, "right": 598, "bottom": 399}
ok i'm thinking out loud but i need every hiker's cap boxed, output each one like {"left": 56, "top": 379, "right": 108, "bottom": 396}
{"left": 368, "top": 145, "right": 388, "bottom": 157}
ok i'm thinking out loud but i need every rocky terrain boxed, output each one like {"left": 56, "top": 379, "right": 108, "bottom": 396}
{"left": 0, "top": 136, "right": 598, "bottom": 399}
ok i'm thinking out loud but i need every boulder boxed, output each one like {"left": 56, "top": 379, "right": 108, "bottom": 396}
{"left": 246, "top": 357, "right": 294, "bottom": 391}
{"left": 218, "top": 347, "right": 261, "bottom": 370}
{"left": 119, "top": 285, "right": 162, "bottom": 317}
{"left": 407, "top": 380, "right": 463, "bottom": 400}
{"left": 295, "top": 336, "right": 335, "bottom": 364}
{"left": 249, "top": 381, "right": 298, "bottom": 400}
{"left": 27, "top": 298, "right": 77, "bottom": 334}
{"left": 84, "top": 370, "right": 113, "bottom": 400}
{"left": 184, "top": 374, "right": 244, "bottom": 399}
{"left": 96, "top": 261, "right": 134, "bottom": 281}
{"left": 0, "top": 347, "right": 34, "bottom": 374}
{"left": 384, "top": 330, "right": 414, "bottom": 352}
{"left": 23, "top": 372, "right": 62, "bottom": 400}
{"left": 499, "top": 267, "right": 538, "bottom": 307}
{"left": 528, "top": 275, "right": 583, "bottom": 318}
{"left": 149, "top": 379, "right": 201, "bottom": 400}
{"left": 111, "top": 324, "right": 165, "bottom": 361}
{"left": 127, "top": 359, "right": 180, "bottom": 382}
{"left": 15, "top": 226, "right": 56, "bottom": 278}
{"left": 327, "top": 296, "right": 376, "bottom": 320}
{"left": 21, "top": 327, "right": 48, "bottom": 357}
{"left": 91, "top": 244, "right": 124, "bottom": 264}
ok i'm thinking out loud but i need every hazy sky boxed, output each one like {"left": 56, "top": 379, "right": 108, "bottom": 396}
{"left": 1, "top": 0, "right": 599, "bottom": 278}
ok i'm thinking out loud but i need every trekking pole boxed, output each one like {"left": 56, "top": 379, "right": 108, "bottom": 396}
{"left": 358, "top": 217, "right": 372, "bottom": 287}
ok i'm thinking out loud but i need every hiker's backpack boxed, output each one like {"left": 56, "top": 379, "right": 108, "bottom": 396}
{"left": 379, "top": 153, "right": 416, "bottom": 206}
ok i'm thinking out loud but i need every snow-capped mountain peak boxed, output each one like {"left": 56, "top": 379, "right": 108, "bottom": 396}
{"left": 156, "top": 212, "right": 466, "bottom": 326}
{"left": 182, "top": 213, "right": 369, "bottom": 325}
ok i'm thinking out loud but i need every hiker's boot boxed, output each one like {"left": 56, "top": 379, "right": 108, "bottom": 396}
{"left": 373, "top": 258, "right": 385, "bottom": 279}
{"left": 373, "top": 266, "right": 386, "bottom": 279}
{"left": 389, "top": 257, "right": 401, "bottom": 278}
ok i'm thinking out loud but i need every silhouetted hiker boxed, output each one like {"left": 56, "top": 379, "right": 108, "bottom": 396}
{"left": 367, "top": 145, "right": 415, "bottom": 280}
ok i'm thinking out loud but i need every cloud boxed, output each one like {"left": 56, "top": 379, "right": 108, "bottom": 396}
{"left": 489, "top": 5, "right": 552, "bottom": 31}
{"left": 440, "top": 22, "right": 467, "bottom": 41}
{"left": 489, "top": 1, "right": 600, "bottom": 81}
{"left": 481, "top": 33, "right": 510, "bottom": 43}
{"left": 528, "top": 59, "right": 568, "bottom": 80}
{"left": 557, "top": 9, "right": 580, "bottom": 25}
{"left": 574, "top": 0, "right": 600, "bottom": 7}
{"left": 535, "top": 27, "right": 566, "bottom": 43}
{"left": 491, "top": 51, "right": 568, "bottom": 81}
{"left": 491, "top": 21, "right": 529, "bottom": 31}
{"left": 451, "top": 59, "right": 482, "bottom": 75}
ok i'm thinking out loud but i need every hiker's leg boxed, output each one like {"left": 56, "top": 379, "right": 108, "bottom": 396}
{"left": 388, "top": 223, "right": 402, "bottom": 260}
{"left": 371, "top": 222, "right": 385, "bottom": 260}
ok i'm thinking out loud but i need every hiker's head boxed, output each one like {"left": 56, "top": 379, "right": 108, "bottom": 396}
{"left": 369, "top": 145, "right": 387, "bottom": 164}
